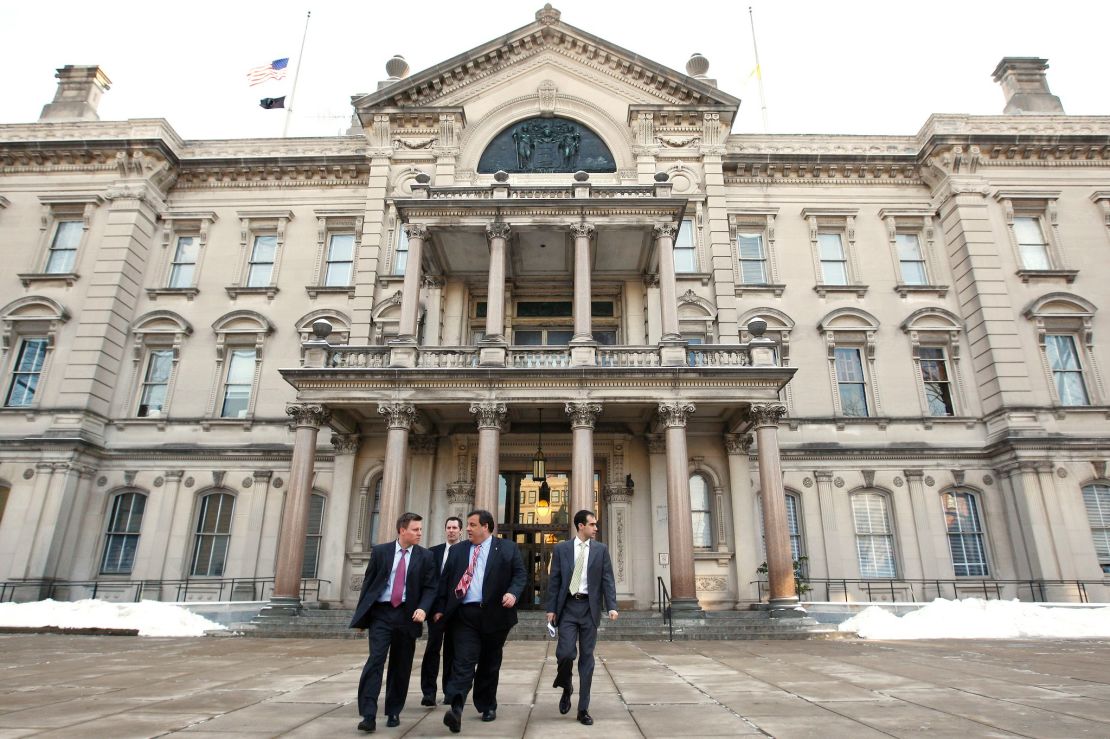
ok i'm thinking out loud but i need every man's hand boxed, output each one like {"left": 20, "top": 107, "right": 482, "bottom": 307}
{"left": 433, "top": 612, "right": 443, "bottom": 623}
{"left": 412, "top": 608, "right": 427, "bottom": 624}
{"left": 608, "top": 610, "right": 619, "bottom": 621}
{"left": 546, "top": 612, "right": 556, "bottom": 624}
{"left": 502, "top": 593, "right": 517, "bottom": 608}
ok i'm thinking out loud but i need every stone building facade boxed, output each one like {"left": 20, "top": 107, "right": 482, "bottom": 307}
{"left": 1, "top": 6, "right": 1108, "bottom": 611}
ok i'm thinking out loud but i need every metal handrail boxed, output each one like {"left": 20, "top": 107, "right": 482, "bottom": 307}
{"left": 751, "top": 577, "right": 1101, "bottom": 604}
{"left": 656, "top": 576, "right": 673, "bottom": 642}
{"left": 0, "top": 577, "right": 329, "bottom": 604}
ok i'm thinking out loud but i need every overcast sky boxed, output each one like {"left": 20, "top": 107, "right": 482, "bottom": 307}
{"left": 2, "top": 0, "right": 1106, "bottom": 141}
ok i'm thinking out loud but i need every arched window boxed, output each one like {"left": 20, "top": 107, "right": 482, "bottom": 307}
{"left": 1083, "top": 483, "right": 1110, "bottom": 574}
{"left": 1023, "top": 293, "right": 1102, "bottom": 407}
{"left": 302, "top": 493, "right": 326, "bottom": 579}
{"left": 942, "top": 491, "right": 988, "bottom": 577}
{"left": 191, "top": 493, "right": 235, "bottom": 576}
{"left": 689, "top": 474, "right": 712, "bottom": 548}
{"left": 100, "top": 492, "right": 147, "bottom": 575}
{"left": 851, "top": 492, "right": 896, "bottom": 578}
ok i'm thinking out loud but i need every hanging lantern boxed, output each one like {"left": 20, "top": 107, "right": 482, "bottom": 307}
{"left": 532, "top": 409, "right": 546, "bottom": 481}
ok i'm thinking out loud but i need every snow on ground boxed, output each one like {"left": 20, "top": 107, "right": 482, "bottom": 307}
{"left": 839, "top": 598, "right": 1110, "bottom": 639}
{"left": 0, "top": 599, "right": 226, "bottom": 637}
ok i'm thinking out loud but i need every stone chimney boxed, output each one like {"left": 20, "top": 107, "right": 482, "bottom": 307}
{"left": 39, "top": 65, "right": 112, "bottom": 122}
{"left": 992, "top": 57, "right": 1064, "bottom": 115}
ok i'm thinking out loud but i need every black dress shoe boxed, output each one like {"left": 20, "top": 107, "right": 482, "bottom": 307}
{"left": 420, "top": 696, "right": 436, "bottom": 707}
{"left": 577, "top": 710, "right": 593, "bottom": 726}
{"left": 443, "top": 707, "right": 462, "bottom": 733}
{"left": 559, "top": 686, "right": 572, "bottom": 715}
{"left": 386, "top": 715, "right": 400, "bottom": 728}
{"left": 357, "top": 716, "right": 376, "bottom": 732}
{"left": 481, "top": 709, "right": 496, "bottom": 722}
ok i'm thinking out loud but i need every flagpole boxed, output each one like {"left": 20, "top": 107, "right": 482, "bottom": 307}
{"left": 283, "top": 10, "right": 312, "bottom": 137}
{"left": 748, "top": 6, "right": 768, "bottom": 133}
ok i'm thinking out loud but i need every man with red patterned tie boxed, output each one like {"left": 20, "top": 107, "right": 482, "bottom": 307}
{"left": 349, "top": 512, "right": 437, "bottom": 733}
{"left": 433, "top": 509, "right": 526, "bottom": 733}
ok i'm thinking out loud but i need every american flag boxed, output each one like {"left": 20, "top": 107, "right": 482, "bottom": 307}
{"left": 247, "top": 58, "right": 289, "bottom": 86}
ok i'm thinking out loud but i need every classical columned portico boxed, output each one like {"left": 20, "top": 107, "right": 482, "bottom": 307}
{"left": 470, "top": 402, "right": 507, "bottom": 512}
{"left": 376, "top": 403, "right": 416, "bottom": 544}
{"left": 750, "top": 403, "right": 801, "bottom": 615}
{"left": 657, "top": 401, "right": 699, "bottom": 611}
{"left": 566, "top": 401, "right": 601, "bottom": 521}
{"left": 270, "top": 403, "right": 329, "bottom": 611}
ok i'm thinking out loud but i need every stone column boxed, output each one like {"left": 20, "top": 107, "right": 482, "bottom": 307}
{"left": 566, "top": 401, "right": 602, "bottom": 522}
{"left": 657, "top": 401, "right": 700, "bottom": 612}
{"left": 646, "top": 434, "right": 670, "bottom": 603}
{"left": 654, "top": 224, "right": 685, "bottom": 367}
{"left": 725, "top": 434, "right": 759, "bottom": 605}
{"left": 376, "top": 403, "right": 417, "bottom": 544}
{"left": 480, "top": 223, "right": 510, "bottom": 366}
{"left": 470, "top": 402, "right": 506, "bottom": 514}
{"left": 270, "top": 404, "right": 329, "bottom": 610}
{"left": 570, "top": 223, "right": 596, "bottom": 365}
{"left": 319, "top": 433, "right": 360, "bottom": 604}
{"left": 751, "top": 403, "right": 801, "bottom": 615}
{"left": 391, "top": 224, "right": 427, "bottom": 367}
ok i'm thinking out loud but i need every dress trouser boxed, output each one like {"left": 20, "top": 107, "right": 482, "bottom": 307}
{"left": 554, "top": 597, "right": 598, "bottom": 711}
{"left": 357, "top": 602, "right": 417, "bottom": 719}
{"left": 444, "top": 604, "right": 510, "bottom": 713}
{"left": 420, "top": 614, "right": 453, "bottom": 698}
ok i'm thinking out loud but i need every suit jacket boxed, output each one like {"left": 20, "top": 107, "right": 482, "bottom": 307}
{"left": 545, "top": 538, "right": 618, "bottom": 627}
{"left": 434, "top": 536, "right": 526, "bottom": 633}
{"left": 428, "top": 542, "right": 450, "bottom": 578}
{"left": 349, "top": 541, "right": 437, "bottom": 634}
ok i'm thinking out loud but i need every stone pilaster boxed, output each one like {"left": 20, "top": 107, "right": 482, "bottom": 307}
{"left": 319, "top": 434, "right": 360, "bottom": 604}
{"left": 470, "top": 402, "right": 506, "bottom": 513}
{"left": 725, "top": 434, "right": 759, "bottom": 605}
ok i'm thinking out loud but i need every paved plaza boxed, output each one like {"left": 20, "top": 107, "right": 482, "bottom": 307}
{"left": 1, "top": 634, "right": 1109, "bottom": 737}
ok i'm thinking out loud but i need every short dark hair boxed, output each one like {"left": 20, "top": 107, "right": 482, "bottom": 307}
{"left": 573, "top": 509, "right": 596, "bottom": 530}
{"left": 467, "top": 509, "right": 495, "bottom": 533}
{"left": 445, "top": 516, "right": 463, "bottom": 530}
{"left": 396, "top": 512, "right": 422, "bottom": 532}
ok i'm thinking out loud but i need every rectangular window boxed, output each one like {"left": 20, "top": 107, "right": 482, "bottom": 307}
{"left": 737, "top": 232, "right": 767, "bottom": 284}
{"left": 191, "top": 494, "right": 234, "bottom": 577}
{"left": 673, "top": 218, "right": 697, "bottom": 273}
{"left": 1045, "top": 334, "right": 1089, "bottom": 406}
{"left": 168, "top": 236, "right": 199, "bottom": 288}
{"left": 220, "top": 349, "right": 256, "bottom": 418}
{"left": 393, "top": 228, "right": 409, "bottom": 275}
{"left": 896, "top": 233, "right": 928, "bottom": 285}
{"left": 45, "top": 220, "right": 82, "bottom": 274}
{"left": 5, "top": 338, "right": 49, "bottom": 407}
{"left": 138, "top": 349, "right": 173, "bottom": 417}
{"left": 246, "top": 235, "right": 277, "bottom": 287}
{"left": 324, "top": 233, "right": 354, "bottom": 286}
{"left": 834, "top": 347, "right": 869, "bottom": 416}
{"left": 818, "top": 233, "right": 848, "bottom": 285}
{"left": 785, "top": 494, "right": 802, "bottom": 562}
{"left": 301, "top": 494, "right": 326, "bottom": 579}
{"left": 1083, "top": 483, "right": 1110, "bottom": 574}
{"left": 943, "top": 492, "right": 988, "bottom": 577}
{"left": 919, "top": 347, "right": 955, "bottom": 416}
{"left": 101, "top": 493, "right": 146, "bottom": 575}
{"left": 853, "top": 494, "right": 896, "bottom": 578}
{"left": 1013, "top": 217, "right": 1051, "bottom": 270}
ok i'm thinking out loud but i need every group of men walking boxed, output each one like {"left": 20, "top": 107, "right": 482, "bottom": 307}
{"left": 349, "top": 508, "right": 619, "bottom": 734}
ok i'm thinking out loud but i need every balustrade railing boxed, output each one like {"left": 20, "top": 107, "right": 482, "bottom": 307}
{"left": 598, "top": 346, "right": 661, "bottom": 367}
{"left": 688, "top": 344, "right": 750, "bottom": 367}
{"left": 328, "top": 346, "right": 389, "bottom": 368}
{"left": 428, "top": 187, "right": 493, "bottom": 200}
{"left": 416, "top": 346, "right": 480, "bottom": 368}
{"left": 0, "top": 577, "right": 328, "bottom": 604}
{"left": 592, "top": 185, "right": 655, "bottom": 198}
{"left": 510, "top": 347, "right": 572, "bottom": 368}
{"left": 752, "top": 577, "right": 1104, "bottom": 604}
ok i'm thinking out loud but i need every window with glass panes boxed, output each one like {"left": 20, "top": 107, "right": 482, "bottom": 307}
{"left": 852, "top": 493, "right": 896, "bottom": 578}
{"left": 689, "top": 474, "right": 712, "bottom": 547}
{"left": 1013, "top": 216, "right": 1051, "bottom": 270}
{"left": 324, "top": 233, "right": 354, "bottom": 286}
{"left": 1082, "top": 483, "right": 1110, "bottom": 574}
{"left": 5, "top": 338, "right": 48, "bottom": 407}
{"left": 498, "top": 300, "right": 619, "bottom": 346}
{"left": 220, "top": 349, "right": 256, "bottom": 418}
{"left": 834, "top": 347, "right": 869, "bottom": 416}
{"left": 246, "top": 235, "right": 277, "bottom": 287}
{"left": 45, "top": 220, "right": 82, "bottom": 274}
{"left": 919, "top": 347, "right": 954, "bottom": 416}
{"left": 673, "top": 218, "right": 697, "bottom": 273}
{"left": 393, "top": 228, "right": 409, "bottom": 275}
{"left": 896, "top": 233, "right": 928, "bottom": 285}
{"left": 759, "top": 493, "right": 803, "bottom": 562}
{"left": 138, "top": 349, "right": 173, "bottom": 417}
{"left": 1044, "top": 335, "right": 1089, "bottom": 405}
{"left": 168, "top": 236, "right": 198, "bottom": 288}
{"left": 368, "top": 478, "right": 382, "bottom": 547}
{"left": 191, "top": 493, "right": 234, "bottom": 576}
{"left": 818, "top": 233, "right": 848, "bottom": 285}
{"left": 943, "top": 491, "right": 988, "bottom": 576}
{"left": 301, "top": 493, "right": 326, "bottom": 578}
{"left": 737, "top": 231, "right": 767, "bottom": 284}
{"left": 100, "top": 492, "right": 146, "bottom": 575}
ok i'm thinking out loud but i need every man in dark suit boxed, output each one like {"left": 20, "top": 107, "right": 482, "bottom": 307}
{"left": 433, "top": 509, "right": 526, "bottom": 733}
{"left": 545, "top": 509, "right": 618, "bottom": 726}
{"left": 420, "top": 515, "right": 462, "bottom": 706}
{"left": 349, "top": 512, "right": 437, "bottom": 733}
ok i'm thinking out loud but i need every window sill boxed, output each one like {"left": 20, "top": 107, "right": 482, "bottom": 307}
{"left": 113, "top": 417, "right": 170, "bottom": 431}
{"left": 18, "top": 272, "right": 79, "bottom": 288}
{"left": 1016, "top": 269, "right": 1078, "bottom": 284}
{"left": 694, "top": 549, "right": 734, "bottom": 567}
{"left": 306, "top": 285, "right": 356, "bottom": 299}
{"left": 200, "top": 416, "right": 257, "bottom": 430}
{"left": 814, "top": 283, "right": 868, "bottom": 298}
{"left": 377, "top": 275, "right": 406, "bottom": 287}
{"left": 785, "top": 415, "right": 980, "bottom": 431}
{"left": 735, "top": 282, "right": 786, "bottom": 298}
{"left": 147, "top": 287, "right": 200, "bottom": 301}
{"left": 894, "top": 283, "right": 949, "bottom": 298}
{"left": 676, "top": 271, "right": 713, "bottom": 287}
{"left": 225, "top": 286, "right": 279, "bottom": 299}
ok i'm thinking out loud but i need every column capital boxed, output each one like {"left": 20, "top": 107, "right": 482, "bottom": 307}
{"left": 814, "top": 470, "right": 834, "bottom": 481}
{"left": 164, "top": 469, "right": 185, "bottom": 481}
{"left": 748, "top": 403, "right": 787, "bottom": 429}
{"left": 653, "top": 222, "right": 678, "bottom": 240}
{"left": 657, "top": 401, "right": 696, "bottom": 428}
{"left": 646, "top": 433, "right": 666, "bottom": 454}
{"left": 403, "top": 223, "right": 429, "bottom": 241}
{"left": 903, "top": 468, "right": 925, "bottom": 480}
{"left": 287, "top": 403, "right": 330, "bottom": 428}
{"left": 570, "top": 222, "right": 596, "bottom": 240}
{"left": 485, "top": 221, "right": 511, "bottom": 241}
{"left": 565, "top": 401, "right": 602, "bottom": 428}
{"left": 331, "top": 433, "right": 361, "bottom": 455}
{"left": 604, "top": 483, "right": 633, "bottom": 504}
{"left": 447, "top": 482, "right": 475, "bottom": 505}
{"left": 469, "top": 401, "right": 507, "bottom": 430}
{"left": 724, "top": 433, "right": 753, "bottom": 455}
{"left": 378, "top": 402, "right": 416, "bottom": 430}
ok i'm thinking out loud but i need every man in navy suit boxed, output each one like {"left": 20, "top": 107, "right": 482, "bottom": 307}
{"left": 545, "top": 509, "right": 618, "bottom": 726}
{"left": 349, "top": 512, "right": 437, "bottom": 733}
{"left": 433, "top": 509, "right": 526, "bottom": 733}
{"left": 420, "top": 515, "right": 462, "bottom": 705}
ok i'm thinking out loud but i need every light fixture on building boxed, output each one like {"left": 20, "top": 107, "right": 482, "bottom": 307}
{"left": 533, "top": 409, "right": 550, "bottom": 507}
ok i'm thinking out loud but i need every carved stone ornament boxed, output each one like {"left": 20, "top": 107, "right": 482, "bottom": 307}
{"left": 478, "top": 116, "right": 615, "bottom": 174}
{"left": 695, "top": 576, "right": 727, "bottom": 592}
{"left": 378, "top": 403, "right": 417, "bottom": 430}
{"left": 242, "top": 476, "right": 254, "bottom": 488}
{"left": 485, "top": 222, "right": 511, "bottom": 241}
{"left": 350, "top": 574, "right": 364, "bottom": 592}
{"left": 287, "top": 404, "right": 330, "bottom": 428}
{"left": 924, "top": 476, "right": 935, "bottom": 487}
{"left": 802, "top": 477, "right": 813, "bottom": 488}
{"left": 535, "top": 2, "right": 560, "bottom": 24}
{"left": 646, "top": 434, "right": 666, "bottom": 454}
{"left": 273, "top": 477, "right": 284, "bottom": 489}
{"left": 153, "top": 476, "right": 164, "bottom": 488}
{"left": 724, "top": 433, "right": 753, "bottom": 455}
{"left": 748, "top": 403, "right": 787, "bottom": 428}
{"left": 446, "top": 483, "right": 475, "bottom": 505}
{"left": 469, "top": 402, "right": 507, "bottom": 430}
{"left": 184, "top": 476, "right": 195, "bottom": 488}
{"left": 653, "top": 223, "right": 678, "bottom": 240}
{"left": 983, "top": 474, "right": 994, "bottom": 486}
{"left": 331, "top": 433, "right": 360, "bottom": 455}
{"left": 834, "top": 477, "right": 845, "bottom": 488}
{"left": 861, "top": 470, "right": 875, "bottom": 488}
{"left": 211, "top": 471, "right": 226, "bottom": 488}
{"left": 657, "top": 401, "right": 696, "bottom": 428}
{"left": 893, "top": 476, "right": 904, "bottom": 488}
{"left": 604, "top": 483, "right": 633, "bottom": 504}
{"left": 409, "top": 434, "right": 438, "bottom": 454}
{"left": 569, "top": 222, "right": 595, "bottom": 240}
{"left": 1057, "top": 467, "right": 1069, "bottom": 479}
{"left": 538, "top": 79, "right": 557, "bottom": 115}
{"left": 565, "top": 401, "right": 602, "bottom": 428}
{"left": 403, "top": 223, "right": 429, "bottom": 242}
